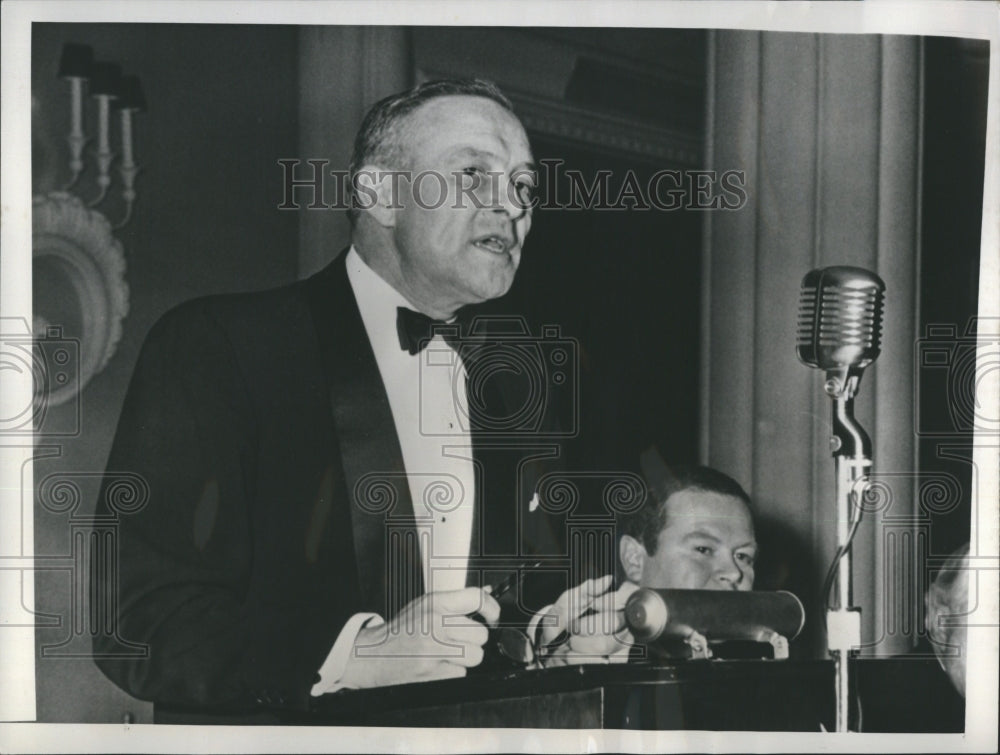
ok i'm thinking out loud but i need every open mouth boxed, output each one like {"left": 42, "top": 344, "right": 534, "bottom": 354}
{"left": 473, "top": 235, "right": 512, "bottom": 255}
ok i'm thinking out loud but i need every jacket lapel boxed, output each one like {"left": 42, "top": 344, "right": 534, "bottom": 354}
{"left": 303, "top": 253, "right": 424, "bottom": 619}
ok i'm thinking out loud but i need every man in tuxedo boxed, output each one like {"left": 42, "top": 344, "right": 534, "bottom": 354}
{"left": 94, "top": 79, "right": 629, "bottom": 718}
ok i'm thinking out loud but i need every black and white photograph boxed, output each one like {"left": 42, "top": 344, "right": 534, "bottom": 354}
{"left": 1, "top": 1, "right": 997, "bottom": 752}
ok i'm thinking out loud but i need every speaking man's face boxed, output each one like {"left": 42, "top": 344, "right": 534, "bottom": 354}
{"left": 623, "top": 489, "right": 757, "bottom": 591}
{"left": 390, "top": 95, "right": 535, "bottom": 315}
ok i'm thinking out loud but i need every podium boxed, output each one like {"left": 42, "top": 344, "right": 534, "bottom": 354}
{"left": 302, "top": 657, "right": 963, "bottom": 731}
{"left": 306, "top": 660, "right": 834, "bottom": 730}
{"left": 153, "top": 657, "right": 963, "bottom": 730}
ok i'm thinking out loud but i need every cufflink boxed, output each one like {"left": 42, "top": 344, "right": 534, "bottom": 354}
{"left": 528, "top": 492, "right": 540, "bottom": 513}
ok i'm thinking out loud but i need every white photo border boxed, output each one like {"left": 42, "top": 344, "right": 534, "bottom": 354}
{"left": 2, "top": 1, "right": 997, "bottom": 752}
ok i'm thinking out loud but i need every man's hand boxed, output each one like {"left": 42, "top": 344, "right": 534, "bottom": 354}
{"left": 340, "top": 587, "right": 500, "bottom": 688}
{"left": 537, "top": 576, "right": 639, "bottom": 667}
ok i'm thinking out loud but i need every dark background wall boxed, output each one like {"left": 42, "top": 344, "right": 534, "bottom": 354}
{"left": 409, "top": 24, "right": 708, "bottom": 482}
{"left": 918, "top": 36, "right": 988, "bottom": 561}
{"left": 31, "top": 23, "right": 299, "bottom": 722}
{"left": 511, "top": 136, "right": 704, "bottom": 473}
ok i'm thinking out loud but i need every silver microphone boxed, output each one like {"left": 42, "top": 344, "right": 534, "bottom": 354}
{"left": 796, "top": 266, "right": 885, "bottom": 397}
{"left": 797, "top": 267, "right": 885, "bottom": 730}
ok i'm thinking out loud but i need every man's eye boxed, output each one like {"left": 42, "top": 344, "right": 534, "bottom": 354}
{"left": 737, "top": 552, "right": 756, "bottom": 566}
{"left": 514, "top": 181, "right": 535, "bottom": 205}
{"left": 694, "top": 546, "right": 712, "bottom": 556}
{"left": 460, "top": 166, "right": 485, "bottom": 185}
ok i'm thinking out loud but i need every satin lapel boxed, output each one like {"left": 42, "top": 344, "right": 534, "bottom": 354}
{"left": 304, "top": 254, "right": 424, "bottom": 619}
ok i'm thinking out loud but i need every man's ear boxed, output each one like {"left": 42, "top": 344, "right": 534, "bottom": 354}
{"left": 619, "top": 535, "right": 647, "bottom": 584}
{"left": 354, "top": 165, "right": 399, "bottom": 227}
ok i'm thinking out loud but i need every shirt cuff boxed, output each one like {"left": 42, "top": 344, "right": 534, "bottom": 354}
{"left": 528, "top": 604, "right": 556, "bottom": 649}
{"left": 310, "top": 612, "right": 384, "bottom": 696}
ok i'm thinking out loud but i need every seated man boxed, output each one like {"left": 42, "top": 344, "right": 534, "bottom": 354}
{"left": 618, "top": 464, "right": 757, "bottom": 591}
{"left": 925, "top": 542, "right": 971, "bottom": 697}
{"left": 493, "top": 465, "right": 757, "bottom": 668}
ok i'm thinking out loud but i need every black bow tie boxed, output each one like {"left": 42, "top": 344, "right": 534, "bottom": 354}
{"left": 396, "top": 306, "right": 462, "bottom": 355}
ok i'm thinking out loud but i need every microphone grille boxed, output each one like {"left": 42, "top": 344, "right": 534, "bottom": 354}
{"left": 796, "top": 285, "right": 818, "bottom": 345}
{"left": 817, "top": 286, "right": 883, "bottom": 349}
{"left": 797, "top": 266, "right": 885, "bottom": 370}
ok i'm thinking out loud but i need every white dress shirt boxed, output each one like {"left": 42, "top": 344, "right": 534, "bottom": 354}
{"left": 311, "top": 247, "right": 477, "bottom": 695}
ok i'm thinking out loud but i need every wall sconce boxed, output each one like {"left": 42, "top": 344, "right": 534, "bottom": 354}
{"left": 55, "top": 43, "right": 145, "bottom": 226}
{"left": 30, "top": 42, "right": 143, "bottom": 410}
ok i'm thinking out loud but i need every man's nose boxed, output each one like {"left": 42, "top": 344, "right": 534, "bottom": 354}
{"left": 714, "top": 556, "right": 745, "bottom": 589}
{"left": 491, "top": 175, "right": 528, "bottom": 221}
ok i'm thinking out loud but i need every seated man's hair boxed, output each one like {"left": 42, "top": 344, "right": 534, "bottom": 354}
{"left": 622, "top": 463, "right": 753, "bottom": 555}
{"left": 346, "top": 78, "right": 515, "bottom": 224}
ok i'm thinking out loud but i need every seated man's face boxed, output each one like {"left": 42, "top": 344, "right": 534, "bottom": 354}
{"left": 621, "top": 489, "right": 757, "bottom": 591}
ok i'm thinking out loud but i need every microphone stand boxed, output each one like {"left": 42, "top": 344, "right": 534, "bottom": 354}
{"left": 823, "top": 367, "right": 871, "bottom": 733}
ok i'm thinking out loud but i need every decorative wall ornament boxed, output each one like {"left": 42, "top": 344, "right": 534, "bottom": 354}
{"left": 32, "top": 192, "right": 129, "bottom": 406}
{"left": 32, "top": 42, "right": 144, "bottom": 408}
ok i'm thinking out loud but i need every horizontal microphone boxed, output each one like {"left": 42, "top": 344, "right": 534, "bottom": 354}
{"left": 796, "top": 266, "right": 885, "bottom": 377}
{"left": 624, "top": 588, "right": 805, "bottom": 647}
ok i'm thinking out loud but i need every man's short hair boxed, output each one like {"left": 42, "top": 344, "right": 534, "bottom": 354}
{"left": 346, "top": 78, "right": 515, "bottom": 224}
{"left": 621, "top": 464, "right": 753, "bottom": 555}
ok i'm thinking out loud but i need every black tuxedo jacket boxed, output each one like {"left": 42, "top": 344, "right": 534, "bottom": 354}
{"left": 94, "top": 254, "right": 573, "bottom": 716}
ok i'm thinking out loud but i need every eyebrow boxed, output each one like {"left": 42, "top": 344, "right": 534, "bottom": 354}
{"left": 682, "top": 530, "right": 722, "bottom": 543}
{"left": 682, "top": 530, "right": 758, "bottom": 551}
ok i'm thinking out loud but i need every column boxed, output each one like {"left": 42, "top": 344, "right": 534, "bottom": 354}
{"left": 297, "top": 27, "right": 413, "bottom": 277}
{"left": 704, "top": 30, "right": 922, "bottom": 657}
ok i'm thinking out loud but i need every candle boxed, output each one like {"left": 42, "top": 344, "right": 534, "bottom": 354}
{"left": 68, "top": 78, "right": 84, "bottom": 175}
{"left": 119, "top": 109, "right": 137, "bottom": 204}
{"left": 87, "top": 61, "right": 120, "bottom": 205}
{"left": 57, "top": 43, "right": 92, "bottom": 187}
{"left": 113, "top": 75, "right": 145, "bottom": 226}
{"left": 95, "top": 95, "right": 112, "bottom": 193}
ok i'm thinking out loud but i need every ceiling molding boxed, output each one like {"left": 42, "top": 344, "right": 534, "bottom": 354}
{"left": 509, "top": 89, "right": 703, "bottom": 167}
{"left": 417, "top": 66, "right": 702, "bottom": 167}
